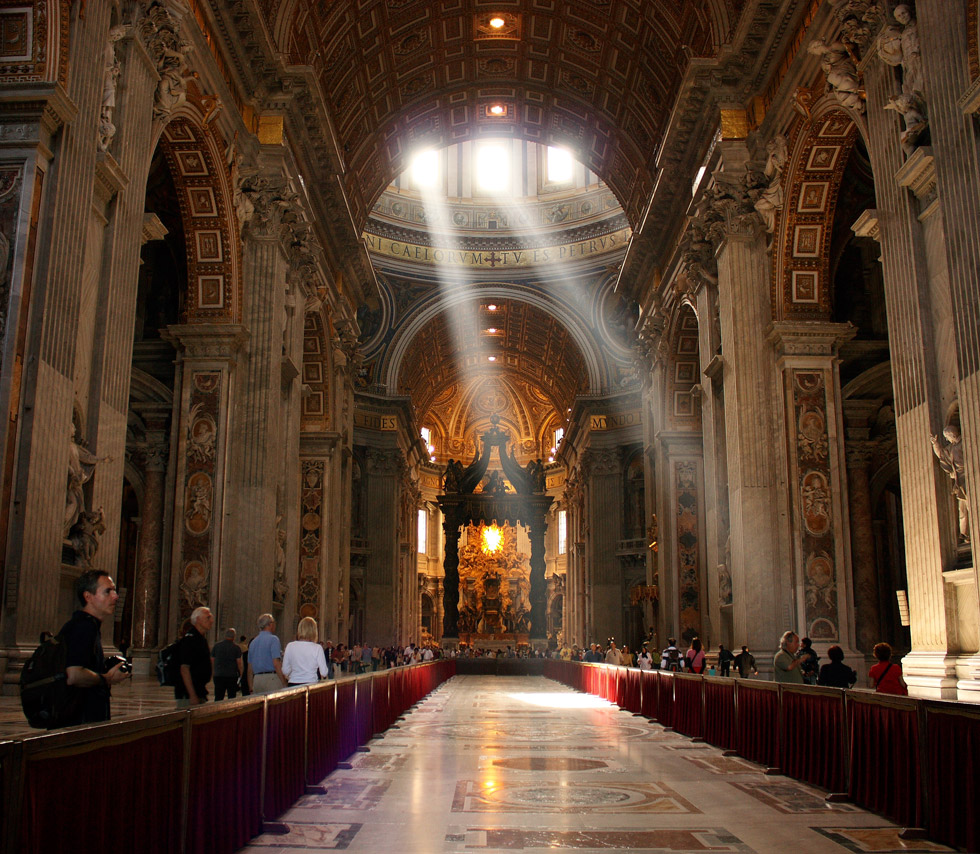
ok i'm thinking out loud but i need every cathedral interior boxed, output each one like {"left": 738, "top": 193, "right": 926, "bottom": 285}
{"left": 1, "top": 0, "right": 979, "bottom": 701}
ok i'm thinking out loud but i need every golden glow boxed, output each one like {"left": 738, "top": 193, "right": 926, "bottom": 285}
{"left": 489, "top": 16, "right": 506, "bottom": 29}
{"left": 488, "top": 104, "right": 506, "bottom": 116}
{"left": 481, "top": 525, "right": 503, "bottom": 553}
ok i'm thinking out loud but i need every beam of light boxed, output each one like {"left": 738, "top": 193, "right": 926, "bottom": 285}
{"left": 476, "top": 142, "right": 510, "bottom": 193}
{"left": 547, "top": 146, "right": 573, "bottom": 183}
{"left": 411, "top": 149, "right": 440, "bottom": 189}
{"left": 506, "top": 692, "right": 611, "bottom": 709}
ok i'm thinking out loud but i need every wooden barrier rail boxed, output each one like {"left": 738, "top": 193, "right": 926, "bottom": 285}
{"left": 6, "top": 661, "right": 454, "bottom": 854}
{"left": 544, "top": 661, "right": 980, "bottom": 851}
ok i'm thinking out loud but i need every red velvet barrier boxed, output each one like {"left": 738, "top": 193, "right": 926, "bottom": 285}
{"left": 354, "top": 678, "right": 374, "bottom": 746}
{"left": 925, "top": 705, "right": 980, "bottom": 852}
{"left": 186, "top": 705, "right": 264, "bottom": 854}
{"left": 21, "top": 721, "right": 184, "bottom": 854}
{"left": 621, "top": 668, "right": 642, "bottom": 713}
{"left": 603, "top": 667, "right": 618, "bottom": 703}
{"left": 672, "top": 676, "right": 704, "bottom": 738}
{"left": 389, "top": 667, "right": 405, "bottom": 717}
{"left": 307, "top": 682, "right": 338, "bottom": 783}
{"left": 264, "top": 692, "right": 308, "bottom": 820}
{"left": 640, "top": 670, "right": 658, "bottom": 719}
{"left": 373, "top": 672, "right": 391, "bottom": 735}
{"left": 656, "top": 673, "right": 674, "bottom": 729}
{"left": 734, "top": 681, "right": 779, "bottom": 768}
{"left": 703, "top": 679, "right": 737, "bottom": 750}
{"left": 847, "top": 695, "right": 920, "bottom": 827}
{"left": 780, "top": 688, "right": 845, "bottom": 792}
{"left": 335, "top": 680, "right": 358, "bottom": 763}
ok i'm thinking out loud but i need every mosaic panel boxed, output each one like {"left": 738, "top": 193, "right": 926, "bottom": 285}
{"left": 298, "top": 459, "right": 324, "bottom": 619}
{"left": 675, "top": 460, "right": 701, "bottom": 641}
{"left": 246, "top": 822, "right": 361, "bottom": 849}
{"left": 682, "top": 755, "right": 765, "bottom": 775}
{"left": 292, "top": 779, "right": 390, "bottom": 811}
{"left": 810, "top": 827, "right": 955, "bottom": 853}
{"left": 176, "top": 372, "right": 221, "bottom": 623}
{"left": 301, "top": 312, "right": 330, "bottom": 429}
{"left": 793, "top": 370, "right": 839, "bottom": 640}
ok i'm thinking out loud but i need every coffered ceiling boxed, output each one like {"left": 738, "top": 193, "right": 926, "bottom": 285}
{"left": 261, "top": 0, "right": 748, "bottom": 232}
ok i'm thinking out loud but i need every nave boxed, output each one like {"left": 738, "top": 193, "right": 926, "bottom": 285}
{"left": 238, "top": 676, "right": 949, "bottom": 854}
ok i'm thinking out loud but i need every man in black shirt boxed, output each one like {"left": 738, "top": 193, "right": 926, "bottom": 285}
{"left": 175, "top": 606, "right": 213, "bottom": 706}
{"left": 62, "top": 570, "right": 131, "bottom": 725}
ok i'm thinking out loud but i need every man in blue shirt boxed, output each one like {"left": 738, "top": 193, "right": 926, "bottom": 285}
{"left": 248, "top": 613, "right": 287, "bottom": 694}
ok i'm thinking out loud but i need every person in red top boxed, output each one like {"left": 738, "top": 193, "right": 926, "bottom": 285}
{"left": 869, "top": 642, "right": 909, "bottom": 695}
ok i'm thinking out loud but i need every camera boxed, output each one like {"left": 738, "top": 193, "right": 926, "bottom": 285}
{"left": 105, "top": 655, "right": 132, "bottom": 674}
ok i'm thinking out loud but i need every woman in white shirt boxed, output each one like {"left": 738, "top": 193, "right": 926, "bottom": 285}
{"left": 282, "top": 617, "right": 329, "bottom": 685}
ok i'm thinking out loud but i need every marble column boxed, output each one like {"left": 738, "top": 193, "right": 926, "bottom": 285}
{"left": 769, "top": 321, "right": 859, "bottom": 660}
{"left": 845, "top": 439, "right": 881, "bottom": 654}
{"left": 584, "top": 447, "right": 622, "bottom": 642}
{"left": 528, "top": 517, "right": 548, "bottom": 644}
{"left": 363, "top": 447, "right": 403, "bottom": 644}
{"left": 162, "top": 323, "right": 247, "bottom": 638}
{"left": 713, "top": 189, "right": 787, "bottom": 664}
{"left": 863, "top": 50, "right": 958, "bottom": 697}
{"left": 131, "top": 407, "right": 169, "bottom": 652}
{"left": 916, "top": 0, "right": 980, "bottom": 699}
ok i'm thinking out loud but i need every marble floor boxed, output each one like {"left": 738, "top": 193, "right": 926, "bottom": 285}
{"left": 237, "top": 675, "right": 955, "bottom": 854}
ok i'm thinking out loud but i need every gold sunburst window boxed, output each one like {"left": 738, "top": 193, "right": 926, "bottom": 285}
{"left": 481, "top": 525, "right": 503, "bottom": 554}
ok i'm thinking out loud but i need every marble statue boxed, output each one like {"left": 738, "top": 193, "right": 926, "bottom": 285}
{"left": 878, "top": 5, "right": 922, "bottom": 98}
{"left": 68, "top": 507, "right": 106, "bottom": 566}
{"left": 884, "top": 92, "right": 928, "bottom": 157}
{"left": 65, "top": 429, "right": 104, "bottom": 540}
{"left": 808, "top": 39, "right": 866, "bottom": 114}
{"left": 753, "top": 134, "right": 788, "bottom": 234}
{"left": 932, "top": 407, "right": 969, "bottom": 543}
{"left": 98, "top": 26, "right": 128, "bottom": 152}
{"left": 273, "top": 516, "right": 288, "bottom": 605}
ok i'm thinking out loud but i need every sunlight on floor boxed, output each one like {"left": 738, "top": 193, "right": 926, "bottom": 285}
{"left": 506, "top": 691, "right": 611, "bottom": 709}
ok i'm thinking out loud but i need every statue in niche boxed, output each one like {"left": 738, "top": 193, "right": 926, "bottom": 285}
{"left": 931, "top": 403, "right": 970, "bottom": 543}
{"left": 883, "top": 93, "right": 928, "bottom": 157}
{"left": 525, "top": 458, "right": 546, "bottom": 493}
{"left": 753, "top": 135, "right": 788, "bottom": 235}
{"left": 272, "top": 516, "right": 288, "bottom": 606}
{"left": 878, "top": 4, "right": 922, "bottom": 98}
{"left": 443, "top": 458, "right": 462, "bottom": 493}
{"left": 99, "top": 25, "right": 128, "bottom": 152}
{"left": 808, "top": 38, "right": 866, "bottom": 114}
{"left": 65, "top": 427, "right": 107, "bottom": 541}
{"left": 68, "top": 507, "right": 106, "bottom": 567}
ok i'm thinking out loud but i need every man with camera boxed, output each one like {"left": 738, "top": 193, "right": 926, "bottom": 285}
{"left": 62, "top": 569, "right": 132, "bottom": 725}
{"left": 175, "top": 606, "right": 213, "bottom": 706}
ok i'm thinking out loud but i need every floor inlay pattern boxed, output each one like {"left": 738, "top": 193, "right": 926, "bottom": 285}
{"left": 235, "top": 674, "right": 942, "bottom": 853}
{"left": 443, "top": 827, "right": 754, "bottom": 851}
{"left": 451, "top": 779, "right": 701, "bottom": 813}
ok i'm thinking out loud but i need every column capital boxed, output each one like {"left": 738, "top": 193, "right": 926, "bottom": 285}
{"left": 767, "top": 320, "right": 857, "bottom": 358}
{"left": 0, "top": 82, "right": 77, "bottom": 154}
{"left": 162, "top": 323, "right": 248, "bottom": 361}
{"left": 845, "top": 440, "right": 877, "bottom": 469}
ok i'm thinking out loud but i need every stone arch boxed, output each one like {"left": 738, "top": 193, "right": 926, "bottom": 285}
{"left": 153, "top": 113, "right": 241, "bottom": 324}
{"left": 383, "top": 287, "right": 604, "bottom": 396}
{"left": 663, "top": 302, "right": 702, "bottom": 430}
{"left": 302, "top": 309, "right": 332, "bottom": 431}
{"left": 774, "top": 104, "right": 863, "bottom": 320}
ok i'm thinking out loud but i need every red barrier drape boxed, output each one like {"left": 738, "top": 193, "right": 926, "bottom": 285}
{"left": 307, "top": 682, "right": 338, "bottom": 783}
{"left": 354, "top": 678, "right": 374, "bottom": 747}
{"left": 735, "top": 682, "right": 779, "bottom": 768}
{"left": 847, "top": 697, "right": 920, "bottom": 827}
{"left": 780, "top": 689, "right": 845, "bottom": 792}
{"left": 604, "top": 667, "right": 618, "bottom": 704}
{"left": 264, "top": 693, "right": 307, "bottom": 820}
{"left": 704, "top": 680, "right": 736, "bottom": 750}
{"left": 372, "top": 672, "right": 391, "bottom": 734}
{"left": 186, "top": 706, "right": 264, "bottom": 854}
{"left": 335, "top": 681, "right": 358, "bottom": 763}
{"left": 622, "top": 668, "right": 642, "bottom": 713}
{"left": 656, "top": 673, "right": 674, "bottom": 729}
{"left": 926, "top": 707, "right": 980, "bottom": 852}
{"left": 672, "top": 676, "right": 704, "bottom": 739}
{"left": 640, "top": 670, "right": 657, "bottom": 719}
{"left": 21, "top": 724, "right": 184, "bottom": 854}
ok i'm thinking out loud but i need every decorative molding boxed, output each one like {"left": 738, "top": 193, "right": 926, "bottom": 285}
{"left": 894, "top": 146, "right": 937, "bottom": 204}
{"left": 851, "top": 208, "right": 881, "bottom": 242}
{"left": 768, "top": 320, "right": 857, "bottom": 357}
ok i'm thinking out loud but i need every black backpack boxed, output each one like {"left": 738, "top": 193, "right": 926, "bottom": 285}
{"left": 20, "top": 632, "right": 73, "bottom": 728}
{"left": 666, "top": 647, "right": 681, "bottom": 670}
{"left": 156, "top": 639, "right": 182, "bottom": 687}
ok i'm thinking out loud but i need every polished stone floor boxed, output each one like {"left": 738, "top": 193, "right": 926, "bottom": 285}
{"left": 238, "top": 675, "right": 953, "bottom": 854}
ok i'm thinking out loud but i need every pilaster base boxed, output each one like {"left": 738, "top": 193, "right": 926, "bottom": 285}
{"left": 953, "top": 653, "right": 980, "bottom": 703}
{"left": 901, "top": 650, "right": 959, "bottom": 699}
{"left": 130, "top": 652, "right": 155, "bottom": 677}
